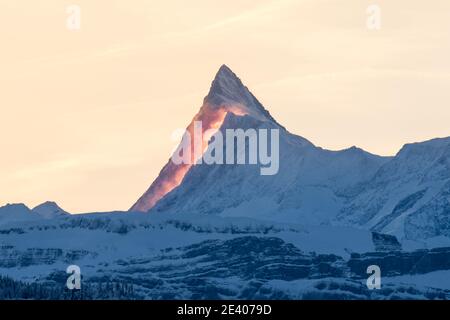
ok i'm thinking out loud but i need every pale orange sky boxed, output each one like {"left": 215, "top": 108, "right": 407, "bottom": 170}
{"left": 1, "top": 0, "right": 450, "bottom": 213}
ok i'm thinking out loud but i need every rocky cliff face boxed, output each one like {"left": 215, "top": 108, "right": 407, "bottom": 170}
{"left": 348, "top": 246, "right": 450, "bottom": 277}
{"left": 2, "top": 234, "right": 448, "bottom": 300}
{"left": 372, "top": 232, "right": 402, "bottom": 252}
{"left": 0, "top": 245, "right": 95, "bottom": 268}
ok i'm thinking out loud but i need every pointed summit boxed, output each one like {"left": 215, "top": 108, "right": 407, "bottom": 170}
{"left": 206, "top": 64, "right": 250, "bottom": 106}
{"left": 210, "top": 65, "right": 243, "bottom": 92}
{"left": 218, "top": 63, "right": 234, "bottom": 74}
{"left": 213, "top": 64, "right": 241, "bottom": 88}
{"left": 216, "top": 64, "right": 237, "bottom": 79}
{"left": 206, "top": 65, "right": 280, "bottom": 125}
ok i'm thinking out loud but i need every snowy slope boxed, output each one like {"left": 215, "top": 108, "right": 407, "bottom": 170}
{"left": 338, "top": 137, "right": 450, "bottom": 241}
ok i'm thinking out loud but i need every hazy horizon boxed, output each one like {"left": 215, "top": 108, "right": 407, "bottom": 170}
{"left": 1, "top": 0, "right": 450, "bottom": 213}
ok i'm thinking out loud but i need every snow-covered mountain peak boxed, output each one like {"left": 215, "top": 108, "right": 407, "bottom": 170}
{"left": 0, "top": 203, "right": 38, "bottom": 225}
{"left": 205, "top": 65, "right": 279, "bottom": 125}
{"left": 208, "top": 64, "right": 245, "bottom": 102}
{"left": 131, "top": 65, "right": 283, "bottom": 212}
{"left": 32, "top": 201, "right": 69, "bottom": 219}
